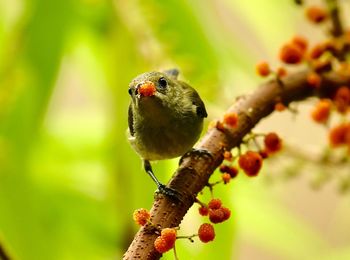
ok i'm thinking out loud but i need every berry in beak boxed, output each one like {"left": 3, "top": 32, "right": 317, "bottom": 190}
{"left": 137, "top": 81, "right": 156, "bottom": 97}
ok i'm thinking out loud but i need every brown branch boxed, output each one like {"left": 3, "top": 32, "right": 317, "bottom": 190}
{"left": 123, "top": 69, "right": 350, "bottom": 259}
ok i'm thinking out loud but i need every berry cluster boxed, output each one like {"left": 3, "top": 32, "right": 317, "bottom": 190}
{"left": 257, "top": 2, "right": 350, "bottom": 154}
{"left": 218, "top": 132, "right": 282, "bottom": 181}
{"left": 133, "top": 208, "right": 178, "bottom": 254}
{"left": 310, "top": 84, "right": 350, "bottom": 151}
{"left": 198, "top": 198, "right": 231, "bottom": 224}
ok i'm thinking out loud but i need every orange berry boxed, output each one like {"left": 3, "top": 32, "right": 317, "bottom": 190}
{"left": 161, "top": 228, "right": 177, "bottom": 247}
{"left": 238, "top": 151, "right": 263, "bottom": 177}
{"left": 223, "top": 112, "right": 239, "bottom": 128}
{"left": 198, "top": 223, "right": 215, "bottom": 243}
{"left": 199, "top": 206, "right": 209, "bottom": 216}
{"left": 209, "top": 209, "right": 225, "bottom": 224}
{"left": 275, "top": 102, "right": 286, "bottom": 112}
{"left": 279, "top": 43, "right": 304, "bottom": 64}
{"left": 306, "top": 6, "right": 328, "bottom": 23}
{"left": 311, "top": 99, "right": 332, "bottom": 123}
{"left": 256, "top": 61, "right": 271, "bottom": 77}
{"left": 277, "top": 67, "right": 287, "bottom": 78}
{"left": 208, "top": 198, "right": 222, "bottom": 210}
{"left": 222, "top": 173, "right": 231, "bottom": 184}
{"left": 138, "top": 81, "right": 156, "bottom": 97}
{"left": 333, "top": 86, "right": 350, "bottom": 114}
{"left": 292, "top": 35, "right": 308, "bottom": 53}
{"left": 264, "top": 132, "right": 283, "bottom": 153}
{"left": 223, "top": 150, "right": 233, "bottom": 161}
{"left": 133, "top": 208, "right": 150, "bottom": 226}
{"left": 154, "top": 236, "right": 172, "bottom": 253}
{"left": 307, "top": 72, "right": 321, "bottom": 88}
{"left": 329, "top": 123, "right": 350, "bottom": 147}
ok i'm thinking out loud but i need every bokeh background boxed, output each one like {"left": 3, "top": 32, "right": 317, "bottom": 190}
{"left": 1, "top": 0, "right": 350, "bottom": 259}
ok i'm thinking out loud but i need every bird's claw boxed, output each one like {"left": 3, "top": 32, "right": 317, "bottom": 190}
{"left": 179, "top": 148, "right": 213, "bottom": 165}
{"left": 155, "top": 184, "right": 181, "bottom": 201}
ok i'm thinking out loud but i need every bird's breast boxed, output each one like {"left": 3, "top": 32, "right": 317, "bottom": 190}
{"left": 131, "top": 103, "right": 203, "bottom": 161}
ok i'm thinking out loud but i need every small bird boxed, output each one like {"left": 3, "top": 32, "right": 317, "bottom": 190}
{"left": 127, "top": 69, "right": 207, "bottom": 197}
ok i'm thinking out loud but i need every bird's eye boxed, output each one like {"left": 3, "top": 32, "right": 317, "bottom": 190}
{"left": 158, "top": 77, "right": 168, "bottom": 88}
{"left": 128, "top": 88, "right": 132, "bottom": 95}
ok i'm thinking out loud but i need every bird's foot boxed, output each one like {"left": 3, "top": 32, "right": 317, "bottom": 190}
{"left": 179, "top": 148, "right": 213, "bottom": 166}
{"left": 155, "top": 184, "right": 181, "bottom": 201}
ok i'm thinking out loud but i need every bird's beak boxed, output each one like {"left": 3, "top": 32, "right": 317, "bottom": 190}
{"left": 136, "top": 81, "right": 156, "bottom": 97}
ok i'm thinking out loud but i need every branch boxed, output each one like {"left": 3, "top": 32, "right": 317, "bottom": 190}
{"left": 123, "top": 69, "right": 350, "bottom": 259}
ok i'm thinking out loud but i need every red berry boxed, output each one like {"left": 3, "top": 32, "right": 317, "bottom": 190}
{"left": 133, "top": 208, "right": 150, "bottom": 226}
{"left": 307, "top": 72, "right": 321, "bottom": 88}
{"left": 209, "top": 209, "right": 225, "bottom": 224}
{"left": 256, "top": 61, "right": 271, "bottom": 77}
{"left": 292, "top": 36, "right": 308, "bottom": 53}
{"left": 306, "top": 6, "right": 328, "bottom": 23}
{"left": 227, "top": 166, "right": 239, "bottom": 178}
{"left": 223, "top": 112, "right": 239, "bottom": 128}
{"left": 259, "top": 150, "right": 269, "bottom": 159}
{"left": 238, "top": 151, "right": 263, "bottom": 177}
{"left": 311, "top": 99, "right": 332, "bottom": 123}
{"left": 223, "top": 150, "right": 233, "bottom": 161}
{"left": 219, "top": 165, "right": 239, "bottom": 178}
{"left": 329, "top": 123, "right": 350, "bottom": 147}
{"left": 208, "top": 199, "right": 222, "bottom": 210}
{"left": 279, "top": 43, "right": 303, "bottom": 64}
{"left": 139, "top": 81, "right": 156, "bottom": 97}
{"left": 198, "top": 206, "right": 209, "bottom": 216}
{"left": 221, "top": 207, "right": 231, "bottom": 221}
{"left": 264, "top": 132, "right": 283, "bottom": 154}
{"left": 161, "top": 228, "right": 177, "bottom": 247}
{"left": 275, "top": 102, "right": 286, "bottom": 112}
{"left": 333, "top": 86, "right": 350, "bottom": 114}
{"left": 219, "top": 165, "right": 230, "bottom": 173}
{"left": 154, "top": 236, "right": 172, "bottom": 253}
{"left": 198, "top": 223, "right": 215, "bottom": 243}
{"left": 222, "top": 173, "right": 231, "bottom": 184}
{"left": 277, "top": 67, "right": 287, "bottom": 78}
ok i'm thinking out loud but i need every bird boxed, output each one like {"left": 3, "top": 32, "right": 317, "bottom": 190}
{"left": 127, "top": 69, "right": 208, "bottom": 198}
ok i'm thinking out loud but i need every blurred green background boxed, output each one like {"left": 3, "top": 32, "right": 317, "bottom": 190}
{"left": 1, "top": 0, "right": 350, "bottom": 259}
